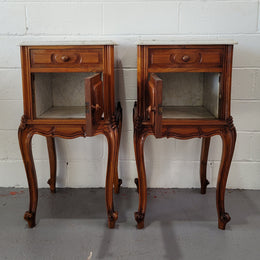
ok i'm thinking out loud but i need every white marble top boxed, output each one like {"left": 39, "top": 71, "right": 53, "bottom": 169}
{"left": 137, "top": 39, "right": 237, "bottom": 45}
{"left": 19, "top": 41, "right": 116, "bottom": 46}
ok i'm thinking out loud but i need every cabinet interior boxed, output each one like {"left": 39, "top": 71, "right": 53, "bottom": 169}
{"left": 33, "top": 72, "right": 98, "bottom": 119}
{"left": 157, "top": 72, "right": 220, "bottom": 119}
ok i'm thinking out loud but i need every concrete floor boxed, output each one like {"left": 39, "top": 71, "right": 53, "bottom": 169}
{"left": 0, "top": 188, "right": 260, "bottom": 260}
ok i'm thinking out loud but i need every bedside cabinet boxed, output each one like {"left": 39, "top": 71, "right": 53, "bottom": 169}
{"left": 133, "top": 40, "right": 236, "bottom": 230}
{"left": 19, "top": 42, "right": 122, "bottom": 228}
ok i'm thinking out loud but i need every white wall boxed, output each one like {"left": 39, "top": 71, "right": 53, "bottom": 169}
{"left": 0, "top": 0, "right": 260, "bottom": 189}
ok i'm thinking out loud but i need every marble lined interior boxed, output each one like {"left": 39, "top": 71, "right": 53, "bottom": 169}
{"left": 159, "top": 73, "right": 203, "bottom": 106}
{"left": 39, "top": 106, "right": 85, "bottom": 118}
{"left": 158, "top": 72, "right": 219, "bottom": 119}
{"left": 34, "top": 71, "right": 219, "bottom": 119}
{"left": 203, "top": 73, "right": 219, "bottom": 118}
{"left": 34, "top": 73, "right": 53, "bottom": 117}
{"left": 162, "top": 106, "right": 215, "bottom": 119}
{"left": 34, "top": 72, "right": 95, "bottom": 118}
{"left": 52, "top": 73, "right": 94, "bottom": 107}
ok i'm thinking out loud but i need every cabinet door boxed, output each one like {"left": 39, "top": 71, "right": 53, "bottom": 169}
{"left": 85, "top": 73, "right": 103, "bottom": 136}
{"left": 147, "top": 73, "right": 163, "bottom": 137}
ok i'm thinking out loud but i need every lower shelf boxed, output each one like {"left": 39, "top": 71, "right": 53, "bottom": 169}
{"left": 162, "top": 106, "right": 216, "bottom": 119}
{"left": 39, "top": 106, "right": 85, "bottom": 119}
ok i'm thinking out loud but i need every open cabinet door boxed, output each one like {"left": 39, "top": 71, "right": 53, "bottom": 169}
{"left": 85, "top": 73, "right": 104, "bottom": 136}
{"left": 147, "top": 73, "right": 163, "bottom": 137}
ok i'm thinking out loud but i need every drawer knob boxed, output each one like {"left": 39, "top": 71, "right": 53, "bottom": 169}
{"left": 61, "top": 55, "right": 70, "bottom": 62}
{"left": 182, "top": 55, "right": 190, "bottom": 62}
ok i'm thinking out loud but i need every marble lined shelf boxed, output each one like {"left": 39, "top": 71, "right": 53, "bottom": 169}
{"left": 162, "top": 106, "right": 216, "bottom": 119}
{"left": 38, "top": 106, "right": 85, "bottom": 119}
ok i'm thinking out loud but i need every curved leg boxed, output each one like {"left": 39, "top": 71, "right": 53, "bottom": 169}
{"left": 18, "top": 126, "right": 38, "bottom": 228}
{"left": 216, "top": 126, "right": 236, "bottom": 230}
{"left": 200, "top": 137, "right": 211, "bottom": 194}
{"left": 113, "top": 103, "right": 122, "bottom": 194}
{"left": 134, "top": 131, "right": 147, "bottom": 229}
{"left": 46, "top": 137, "right": 56, "bottom": 193}
{"left": 105, "top": 128, "right": 118, "bottom": 228}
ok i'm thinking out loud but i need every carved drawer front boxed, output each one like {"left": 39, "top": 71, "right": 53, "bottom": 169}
{"left": 30, "top": 48, "right": 103, "bottom": 69}
{"left": 148, "top": 48, "right": 223, "bottom": 70}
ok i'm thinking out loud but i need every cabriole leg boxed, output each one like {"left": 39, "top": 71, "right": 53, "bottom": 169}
{"left": 200, "top": 137, "right": 211, "bottom": 194}
{"left": 18, "top": 126, "right": 38, "bottom": 228}
{"left": 216, "top": 126, "right": 236, "bottom": 230}
{"left": 46, "top": 137, "right": 56, "bottom": 193}
{"left": 105, "top": 129, "right": 118, "bottom": 228}
{"left": 134, "top": 131, "right": 147, "bottom": 229}
{"left": 113, "top": 103, "right": 123, "bottom": 194}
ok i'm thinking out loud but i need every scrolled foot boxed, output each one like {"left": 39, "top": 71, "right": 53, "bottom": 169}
{"left": 135, "top": 211, "right": 145, "bottom": 229}
{"left": 218, "top": 212, "right": 231, "bottom": 230}
{"left": 24, "top": 211, "right": 36, "bottom": 228}
{"left": 47, "top": 179, "right": 56, "bottom": 193}
{"left": 134, "top": 178, "right": 139, "bottom": 193}
{"left": 200, "top": 179, "right": 210, "bottom": 195}
{"left": 114, "top": 179, "right": 122, "bottom": 194}
{"left": 108, "top": 211, "right": 118, "bottom": 229}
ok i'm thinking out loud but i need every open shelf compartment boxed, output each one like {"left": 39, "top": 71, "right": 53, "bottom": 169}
{"left": 157, "top": 72, "right": 220, "bottom": 119}
{"left": 33, "top": 72, "right": 98, "bottom": 119}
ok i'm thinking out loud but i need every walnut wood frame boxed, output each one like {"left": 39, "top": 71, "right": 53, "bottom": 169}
{"left": 134, "top": 44, "right": 236, "bottom": 230}
{"left": 19, "top": 45, "right": 122, "bottom": 228}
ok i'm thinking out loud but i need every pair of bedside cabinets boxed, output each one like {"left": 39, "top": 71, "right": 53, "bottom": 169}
{"left": 19, "top": 40, "right": 236, "bottom": 230}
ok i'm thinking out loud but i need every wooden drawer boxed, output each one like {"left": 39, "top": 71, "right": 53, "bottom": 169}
{"left": 148, "top": 47, "right": 223, "bottom": 70}
{"left": 30, "top": 48, "right": 103, "bottom": 69}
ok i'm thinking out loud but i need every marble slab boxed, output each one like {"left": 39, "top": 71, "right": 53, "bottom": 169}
{"left": 19, "top": 41, "right": 116, "bottom": 46}
{"left": 137, "top": 39, "right": 237, "bottom": 45}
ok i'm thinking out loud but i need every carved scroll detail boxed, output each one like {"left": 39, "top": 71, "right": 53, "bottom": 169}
{"left": 226, "top": 116, "right": 235, "bottom": 130}
{"left": 19, "top": 115, "right": 27, "bottom": 130}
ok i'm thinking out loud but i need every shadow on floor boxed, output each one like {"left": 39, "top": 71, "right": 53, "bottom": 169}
{"left": 1, "top": 188, "right": 260, "bottom": 260}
